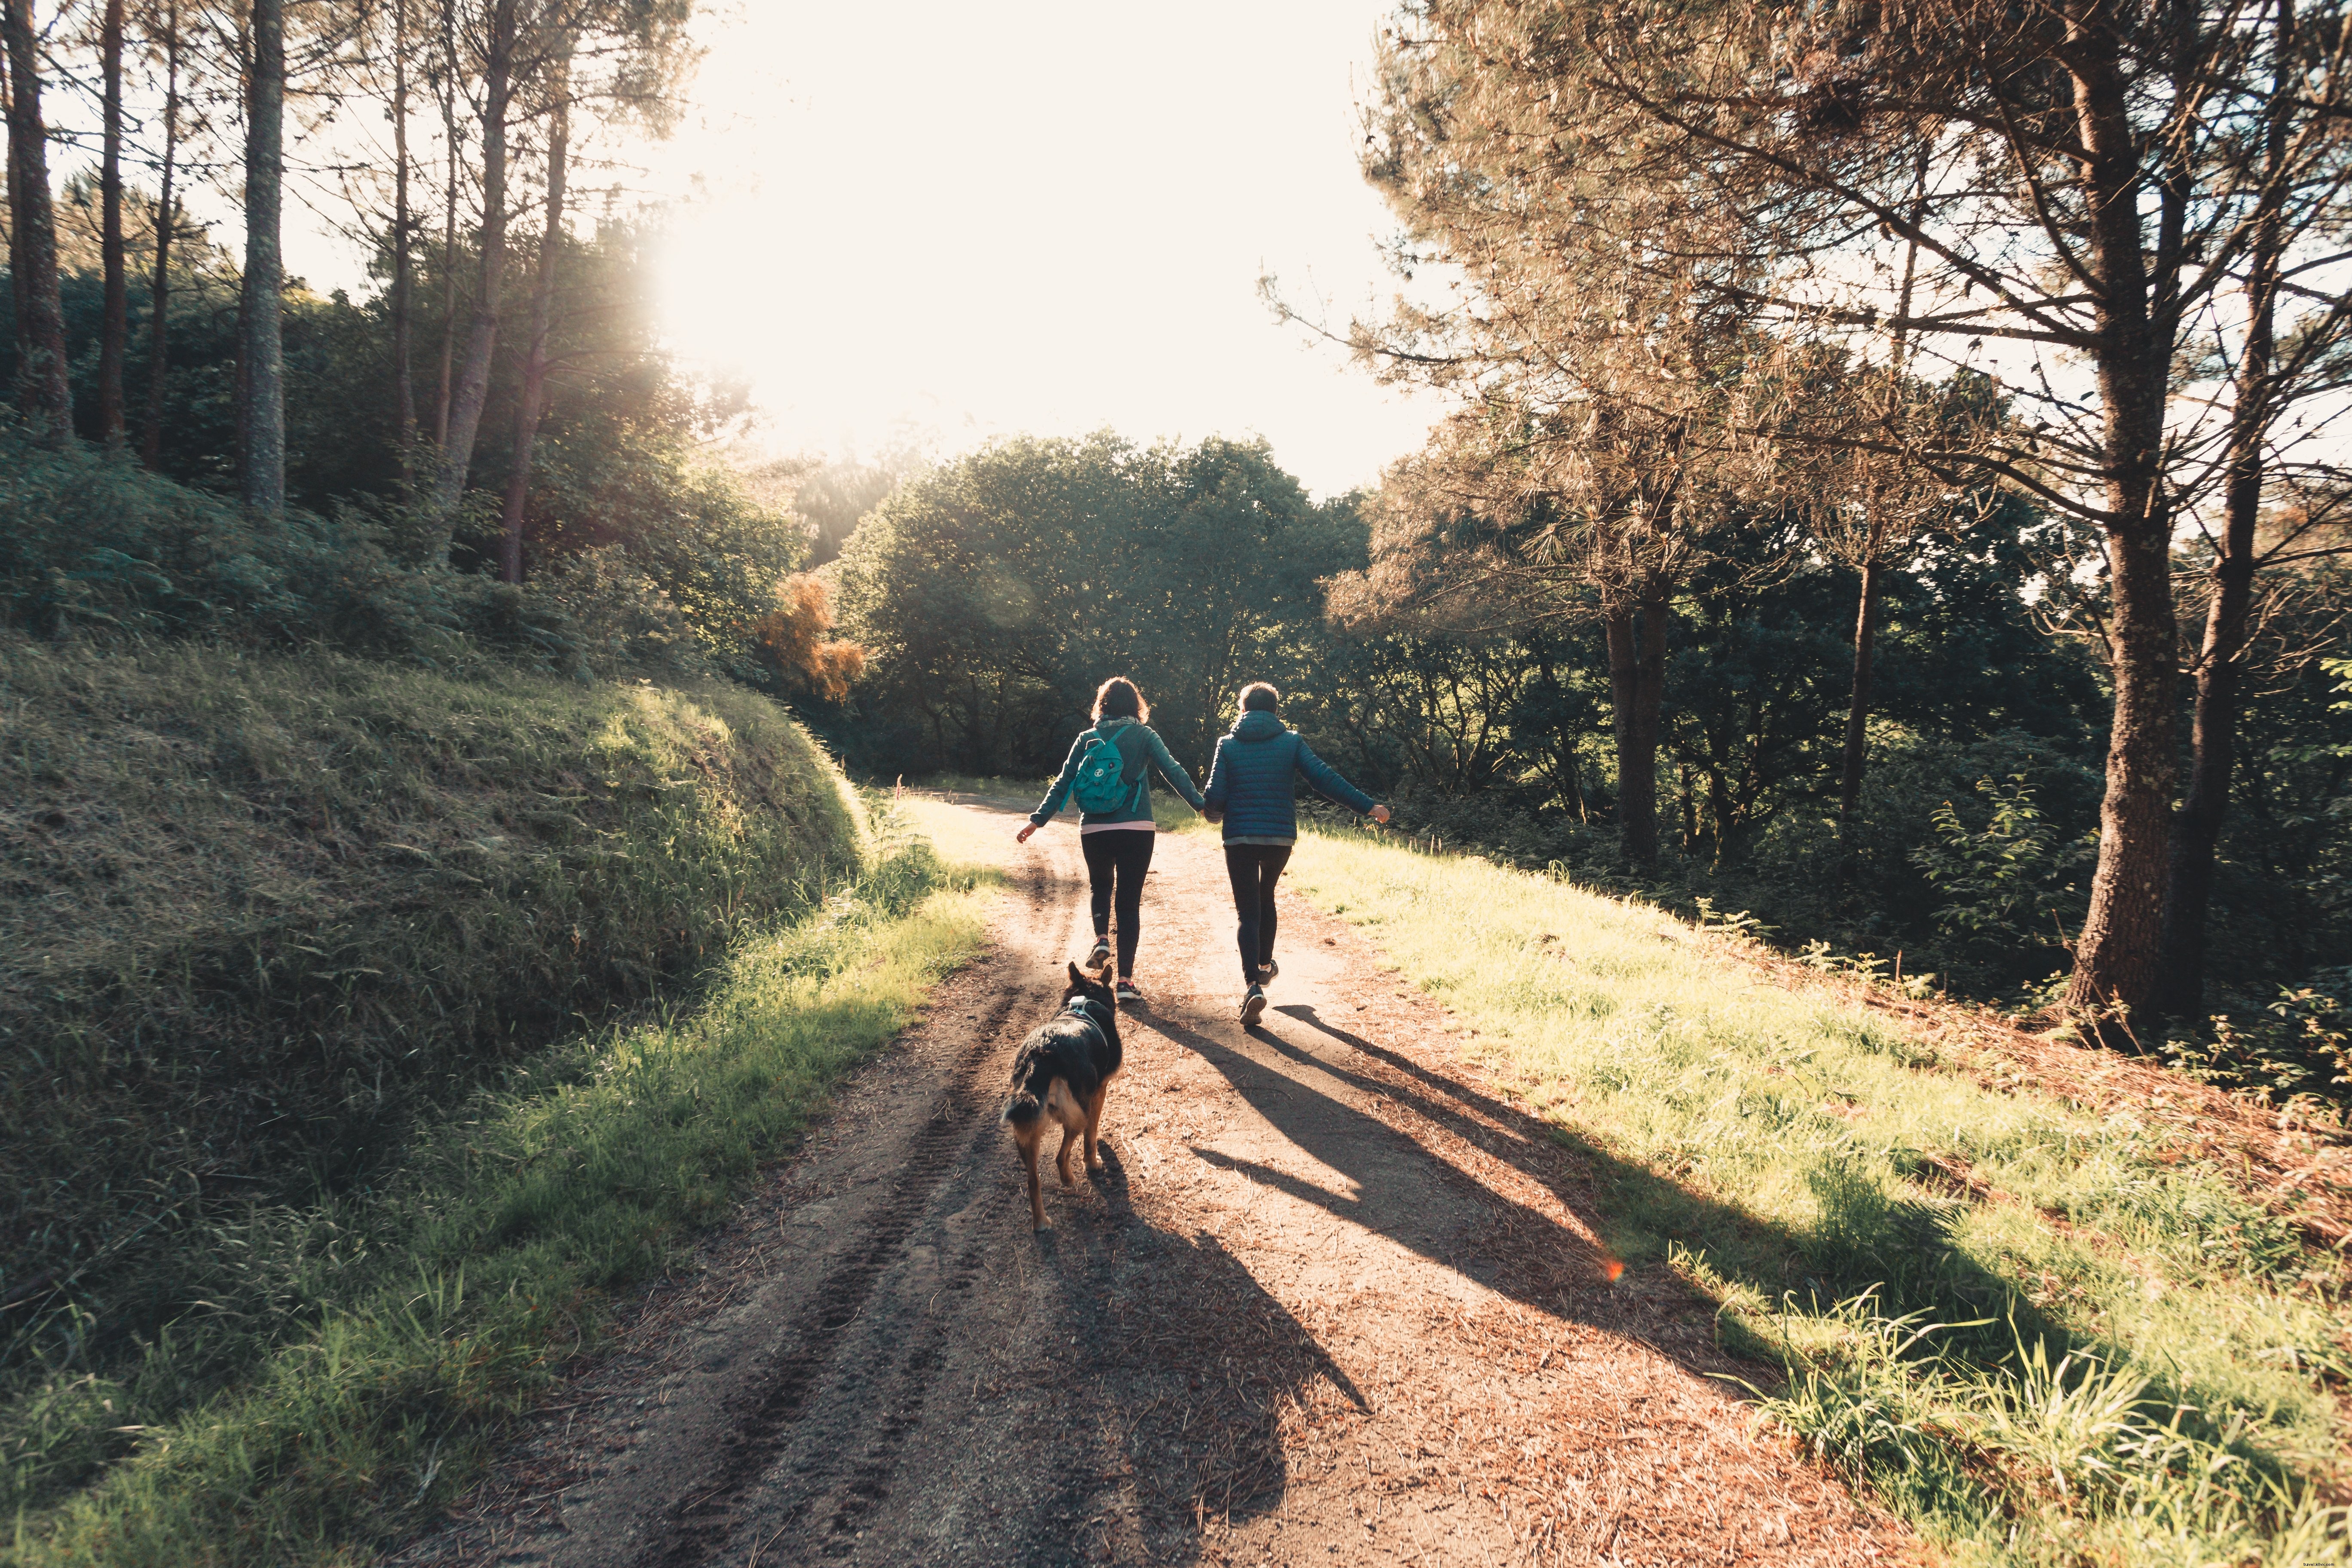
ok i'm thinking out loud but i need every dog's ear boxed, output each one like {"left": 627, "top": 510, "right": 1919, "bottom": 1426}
{"left": 1067, "top": 960, "right": 1084, "bottom": 989}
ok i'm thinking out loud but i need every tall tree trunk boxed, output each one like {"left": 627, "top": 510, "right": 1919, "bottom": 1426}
{"left": 499, "top": 43, "right": 569, "bottom": 585}
{"left": 4, "top": 0, "right": 72, "bottom": 445}
{"left": 239, "top": 0, "right": 286, "bottom": 514}
{"left": 1604, "top": 585, "right": 1668, "bottom": 863}
{"left": 431, "top": 0, "right": 459, "bottom": 450}
{"left": 429, "top": 0, "right": 516, "bottom": 545}
{"left": 391, "top": 0, "right": 416, "bottom": 482}
{"left": 97, "top": 0, "right": 127, "bottom": 447}
{"left": 140, "top": 0, "right": 178, "bottom": 470}
{"left": 1836, "top": 211, "right": 1922, "bottom": 841}
{"left": 1837, "top": 556, "right": 1886, "bottom": 827}
{"left": 2157, "top": 0, "right": 2292, "bottom": 1021}
{"left": 2061, "top": 10, "right": 2177, "bottom": 1038}
{"left": 3, "top": 58, "right": 26, "bottom": 377}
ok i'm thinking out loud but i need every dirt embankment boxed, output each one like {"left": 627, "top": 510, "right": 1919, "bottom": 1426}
{"left": 392, "top": 799, "right": 1905, "bottom": 1567}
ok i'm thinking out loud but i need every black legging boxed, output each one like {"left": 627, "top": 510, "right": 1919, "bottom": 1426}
{"left": 1080, "top": 830, "right": 1156, "bottom": 978}
{"left": 1224, "top": 844, "right": 1292, "bottom": 983}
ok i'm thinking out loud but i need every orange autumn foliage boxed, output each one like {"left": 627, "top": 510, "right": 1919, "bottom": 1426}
{"left": 753, "top": 574, "right": 866, "bottom": 702}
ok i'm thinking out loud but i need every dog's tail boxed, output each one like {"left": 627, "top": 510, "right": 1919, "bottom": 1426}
{"left": 1002, "top": 1089, "right": 1043, "bottom": 1127}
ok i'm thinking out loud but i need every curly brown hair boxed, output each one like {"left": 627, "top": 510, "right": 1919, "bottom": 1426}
{"left": 1091, "top": 677, "right": 1150, "bottom": 723}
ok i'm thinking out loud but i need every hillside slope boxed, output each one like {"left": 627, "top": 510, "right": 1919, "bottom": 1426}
{"left": 0, "top": 635, "right": 865, "bottom": 1378}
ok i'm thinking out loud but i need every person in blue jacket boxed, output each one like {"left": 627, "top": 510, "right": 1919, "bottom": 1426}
{"left": 1203, "top": 682, "right": 1390, "bottom": 1026}
{"left": 1017, "top": 677, "right": 1207, "bottom": 1006}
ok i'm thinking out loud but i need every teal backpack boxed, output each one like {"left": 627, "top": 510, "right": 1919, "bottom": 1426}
{"left": 1071, "top": 726, "right": 1146, "bottom": 815}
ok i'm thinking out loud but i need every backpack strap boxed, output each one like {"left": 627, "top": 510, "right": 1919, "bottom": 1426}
{"left": 1111, "top": 725, "right": 1148, "bottom": 785}
{"left": 1112, "top": 728, "right": 1153, "bottom": 813}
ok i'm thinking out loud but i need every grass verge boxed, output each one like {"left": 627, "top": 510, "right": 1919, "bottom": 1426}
{"left": 2, "top": 808, "right": 995, "bottom": 1566}
{"left": 1285, "top": 824, "right": 2350, "bottom": 1567}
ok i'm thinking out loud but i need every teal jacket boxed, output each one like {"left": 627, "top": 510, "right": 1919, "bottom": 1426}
{"left": 1029, "top": 717, "right": 1206, "bottom": 828}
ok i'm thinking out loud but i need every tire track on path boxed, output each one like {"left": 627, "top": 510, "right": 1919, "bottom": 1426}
{"left": 393, "top": 798, "right": 1912, "bottom": 1567}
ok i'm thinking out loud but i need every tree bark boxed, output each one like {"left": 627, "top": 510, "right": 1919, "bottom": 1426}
{"left": 2157, "top": 0, "right": 2292, "bottom": 1021}
{"left": 432, "top": 0, "right": 458, "bottom": 449}
{"left": 140, "top": 0, "right": 178, "bottom": 470}
{"left": 430, "top": 0, "right": 517, "bottom": 543}
{"left": 391, "top": 0, "right": 416, "bottom": 481}
{"left": 499, "top": 43, "right": 569, "bottom": 584}
{"left": 1604, "top": 585, "right": 1668, "bottom": 863}
{"left": 1836, "top": 556, "right": 1885, "bottom": 830}
{"left": 239, "top": 0, "right": 286, "bottom": 513}
{"left": 97, "top": 0, "right": 127, "bottom": 447}
{"left": 4, "top": 0, "right": 72, "bottom": 445}
{"left": 1836, "top": 191, "right": 1923, "bottom": 843}
{"left": 3, "top": 55, "right": 26, "bottom": 380}
{"left": 2061, "top": 6, "right": 2178, "bottom": 1039}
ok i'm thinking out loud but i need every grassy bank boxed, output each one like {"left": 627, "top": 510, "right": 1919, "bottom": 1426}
{"left": 3, "top": 810, "right": 996, "bottom": 1565}
{"left": 1284, "top": 825, "right": 2349, "bottom": 1566}
{"left": 2, "top": 637, "right": 867, "bottom": 1377}
{"left": 0, "top": 636, "right": 931, "bottom": 1556}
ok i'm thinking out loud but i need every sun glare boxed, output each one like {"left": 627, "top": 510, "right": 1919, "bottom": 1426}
{"left": 644, "top": 0, "right": 1441, "bottom": 491}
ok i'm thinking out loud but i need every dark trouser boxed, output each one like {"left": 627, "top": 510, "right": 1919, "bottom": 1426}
{"left": 1223, "top": 843, "right": 1292, "bottom": 983}
{"left": 1080, "top": 829, "right": 1156, "bottom": 978}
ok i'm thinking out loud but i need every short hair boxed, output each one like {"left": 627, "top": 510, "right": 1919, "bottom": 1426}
{"left": 1092, "top": 677, "right": 1149, "bottom": 723}
{"left": 1238, "top": 682, "right": 1280, "bottom": 713}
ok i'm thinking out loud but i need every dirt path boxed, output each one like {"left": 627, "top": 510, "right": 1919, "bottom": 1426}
{"left": 392, "top": 799, "right": 1905, "bottom": 1567}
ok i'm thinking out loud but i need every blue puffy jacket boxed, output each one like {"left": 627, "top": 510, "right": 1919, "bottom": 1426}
{"left": 1202, "top": 711, "right": 1377, "bottom": 844}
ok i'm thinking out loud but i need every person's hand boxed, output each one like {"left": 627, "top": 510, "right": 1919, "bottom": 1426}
{"left": 1203, "top": 807, "right": 1222, "bottom": 824}
{"left": 1370, "top": 804, "right": 1392, "bottom": 825}
{"left": 1016, "top": 822, "right": 1038, "bottom": 843}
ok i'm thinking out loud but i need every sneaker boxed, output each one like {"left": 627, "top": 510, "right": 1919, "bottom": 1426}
{"left": 1239, "top": 983, "right": 1267, "bottom": 1027}
{"left": 1085, "top": 938, "right": 1111, "bottom": 969}
{"left": 1115, "top": 979, "right": 1143, "bottom": 1007}
{"left": 1257, "top": 959, "right": 1279, "bottom": 984}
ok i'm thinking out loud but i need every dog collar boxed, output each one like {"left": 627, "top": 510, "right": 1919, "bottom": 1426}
{"left": 1064, "top": 995, "right": 1115, "bottom": 1035}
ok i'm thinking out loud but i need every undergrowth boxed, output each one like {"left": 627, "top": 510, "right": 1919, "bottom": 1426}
{"left": 1286, "top": 824, "right": 2352, "bottom": 1566}
{"left": 0, "top": 808, "right": 995, "bottom": 1566}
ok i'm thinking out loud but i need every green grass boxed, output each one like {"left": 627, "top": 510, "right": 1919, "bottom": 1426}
{"left": 1285, "top": 824, "right": 2351, "bottom": 1567}
{"left": 2, "top": 637, "right": 867, "bottom": 1390}
{"left": 2, "top": 807, "right": 996, "bottom": 1566}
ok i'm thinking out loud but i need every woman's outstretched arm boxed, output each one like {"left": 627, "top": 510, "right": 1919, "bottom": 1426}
{"left": 1018, "top": 736, "right": 1088, "bottom": 841}
{"left": 1294, "top": 738, "right": 1385, "bottom": 819}
{"left": 1144, "top": 728, "right": 1207, "bottom": 812}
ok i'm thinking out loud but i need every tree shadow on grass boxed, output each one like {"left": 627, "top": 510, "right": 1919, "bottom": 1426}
{"left": 1150, "top": 1000, "right": 2067, "bottom": 1376}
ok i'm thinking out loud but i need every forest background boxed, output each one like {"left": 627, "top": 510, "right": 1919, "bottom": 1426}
{"left": 0, "top": 0, "right": 2348, "bottom": 1102}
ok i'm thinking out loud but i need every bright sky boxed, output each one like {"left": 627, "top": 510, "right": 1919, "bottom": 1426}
{"left": 639, "top": 0, "right": 1441, "bottom": 495}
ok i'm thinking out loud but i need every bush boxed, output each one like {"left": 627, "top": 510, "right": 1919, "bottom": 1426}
{"left": 0, "top": 426, "right": 833, "bottom": 689}
{"left": 0, "top": 429, "right": 465, "bottom": 656}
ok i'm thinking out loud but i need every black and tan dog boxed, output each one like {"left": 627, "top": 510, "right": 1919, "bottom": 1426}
{"left": 1002, "top": 961, "right": 1123, "bottom": 1231}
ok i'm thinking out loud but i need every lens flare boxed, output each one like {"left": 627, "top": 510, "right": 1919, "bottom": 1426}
{"left": 1602, "top": 1256, "right": 1625, "bottom": 1284}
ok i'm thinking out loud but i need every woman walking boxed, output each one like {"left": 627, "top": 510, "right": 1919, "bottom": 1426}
{"left": 1203, "top": 682, "right": 1389, "bottom": 1025}
{"left": 1017, "top": 677, "right": 1207, "bottom": 1005}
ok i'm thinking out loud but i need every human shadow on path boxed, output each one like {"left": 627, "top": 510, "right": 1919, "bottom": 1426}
{"left": 1008, "top": 1141, "right": 1375, "bottom": 1563}
{"left": 1132, "top": 1000, "right": 2055, "bottom": 1375}
{"left": 1258, "top": 1000, "right": 2067, "bottom": 1362}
